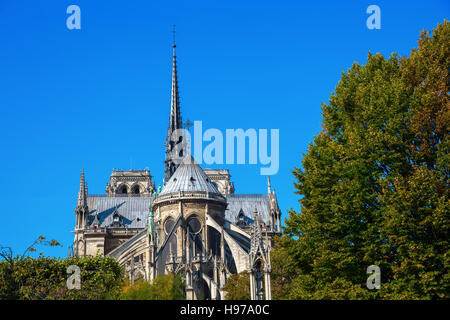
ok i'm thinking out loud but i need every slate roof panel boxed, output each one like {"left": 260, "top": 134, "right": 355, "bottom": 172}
{"left": 225, "top": 194, "right": 271, "bottom": 225}
{"left": 87, "top": 196, "right": 150, "bottom": 228}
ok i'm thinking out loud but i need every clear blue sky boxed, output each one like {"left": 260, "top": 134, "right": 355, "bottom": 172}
{"left": 0, "top": 1, "right": 448, "bottom": 258}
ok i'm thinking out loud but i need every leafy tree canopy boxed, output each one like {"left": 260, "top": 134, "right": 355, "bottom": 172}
{"left": 120, "top": 274, "right": 185, "bottom": 300}
{"left": 223, "top": 270, "right": 251, "bottom": 300}
{"left": 275, "top": 20, "right": 449, "bottom": 300}
{"left": 0, "top": 254, "right": 124, "bottom": 300}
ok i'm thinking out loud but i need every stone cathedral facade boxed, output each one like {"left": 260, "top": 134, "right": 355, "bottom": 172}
{"left": 72, "top": 42, "right": 281, "bottom": 300}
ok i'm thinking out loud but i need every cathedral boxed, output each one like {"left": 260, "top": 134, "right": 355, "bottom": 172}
{"left": 72, "top": 41, "right": 282, "bottom": 300}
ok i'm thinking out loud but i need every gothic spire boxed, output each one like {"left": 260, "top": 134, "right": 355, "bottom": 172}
{"left": 77, "top": 168, "right": 87, "bottom": 208}
{"left": 164, "top": 25, "right": 184, "bottom": 183}
{"left": 169, "top": 31, "right": 182, "bottom": 133}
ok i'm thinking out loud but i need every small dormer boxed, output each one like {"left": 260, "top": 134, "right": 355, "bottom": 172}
{"left": 236, "top": 208, "right": 248, "bottom": 228}
{"left": 110, "top": 210, "right": 123, "bottom": 228}
{"left": 91, "top": 212, "right": 100, "bottom": 232}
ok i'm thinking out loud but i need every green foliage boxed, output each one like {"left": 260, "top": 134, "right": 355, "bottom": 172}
{"left": 276, "top": 21, "right": 449, "bottom": 300}
{"left": 0, "top": 236, "right": 186, "bottom": 300}
{"left": 0, "top": 254, "right": 124, "bottom": 300}
{"left": 223, "top": 271, "right": 251, "bottom": 300}
{"left": 120, "top": 274, "right": 185, "bottom": 300}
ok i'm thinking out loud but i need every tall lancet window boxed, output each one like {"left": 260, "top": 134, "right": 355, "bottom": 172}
{"left": 187, "top": 216, "right": 203, "bottom": 258}
{"left": 164, "top": 217, "right": 178, "bottom": 256}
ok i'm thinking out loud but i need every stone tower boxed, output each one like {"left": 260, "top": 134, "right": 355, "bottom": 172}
{"left": 105, "top": 169, "right": 155, "bottom": 196}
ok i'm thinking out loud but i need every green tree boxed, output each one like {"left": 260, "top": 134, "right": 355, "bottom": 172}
{"left": 0, "top": 237, "right": 124, "bottom": 300}
{"left": 120, "top": 274, "right": 185, "bottom": 300}
{"left": 0, "top": 255, "right": 124, "bottom": 300}
{"left": 270, "top": 237, "right": 301, "bottom": 299}
{"left": 223, "top": 271, "right": 251, "bottom": 300}
{"left": 277, "top": 20, "right": 449, "bottom": 300}
{"left": 0, "top": 236, "right": 63, "bottom": 299}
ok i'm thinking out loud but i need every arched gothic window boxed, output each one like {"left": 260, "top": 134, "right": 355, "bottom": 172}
{"left": 131, "top": 185, "right": 140, "bottom": 194}
{"left": 119, "top": 185, "right": 128, "bottom": 194}
{"left": 187, "top": 216, "right": 203, "bottom": 257}
{"left": 164, "top": 217, "right": 177, "bottom": 255}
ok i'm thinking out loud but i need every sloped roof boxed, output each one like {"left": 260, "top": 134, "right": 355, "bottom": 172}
{"left": 85, "top": 193, "right": 272, "bottom": 230}
{"left": 160, "top": 155, "right": 221, "bottom": 196}
{"left": 86, "top": 196, "right": 150, "bottom": 228}
{"left": 225, "top": 194, "right": 271, "bottom": 225}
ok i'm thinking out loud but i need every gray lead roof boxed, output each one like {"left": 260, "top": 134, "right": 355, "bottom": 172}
{"left": 159, "top": 156, "right": 221, "bottom": 196}
{"left": 225, "top": 194, "right": 271, "bottom": 225}
{"left": 85, "top": 193, "right": 272, "bottom": 229}
{"left": 87, "top": 196, "right": 150, "bottom": 228}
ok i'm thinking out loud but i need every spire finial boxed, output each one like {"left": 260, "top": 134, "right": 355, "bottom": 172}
{"left": 172, "top": 24, "right": 176, "bottom": 48}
